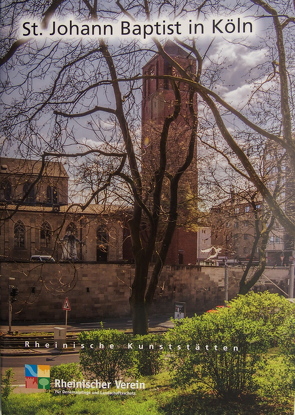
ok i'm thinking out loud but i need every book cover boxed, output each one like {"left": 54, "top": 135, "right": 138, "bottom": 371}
{"left": 1, "top": 1, "right": 295, "bottom": 414}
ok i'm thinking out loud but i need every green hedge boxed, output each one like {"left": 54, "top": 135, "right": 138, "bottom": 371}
{"left": 165, "top": 292, "right": 295, "bottom": 400}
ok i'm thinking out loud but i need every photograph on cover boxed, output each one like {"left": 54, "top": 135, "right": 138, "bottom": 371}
{"left": 0, "top": 0, "right": 295, "bottom": 414}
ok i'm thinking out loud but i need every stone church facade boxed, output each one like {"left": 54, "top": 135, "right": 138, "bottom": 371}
{"left": 0, "top": 157, "right": 123, "bottom": 263}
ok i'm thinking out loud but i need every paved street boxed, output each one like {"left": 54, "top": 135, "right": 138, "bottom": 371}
{"left": 1, "top": 316, "right": 175, "bottom": 394}
{"left": 0, "top": 315, "right": 174, "bottom": 334}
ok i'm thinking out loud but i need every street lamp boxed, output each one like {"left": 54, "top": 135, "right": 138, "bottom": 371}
{"left": 8, "top": 277, "right": 17, "bottom": 334}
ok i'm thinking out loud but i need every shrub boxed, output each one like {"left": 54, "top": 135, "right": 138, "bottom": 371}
{"left": 79, "top": 329, "right": 133, "bottom": 383}
{"left": 277, "top": 314, "right": 295, "bottom": 363}
{"left": 165, "top": 292, "right": 295, "bottom": 401}
{"left": 1, "top": 369, "right": 15, "bottom": 399}
{"left": 50, "top": 363, "right": 83, "bottom": 390}
{"left": 225, "top": 291, "right": 295, "bottom": 343}
{"left": 131, "top": 334, "right": 164, "bottom": 376}
{"left": 254, "top": 355, "right": 295, "bottom": 403}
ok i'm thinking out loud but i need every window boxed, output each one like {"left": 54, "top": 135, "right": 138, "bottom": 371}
{"left": 0, "top": 180, "right": 12, "bottom": 201}
{"left": 23, "top": 182, "right": 35, "bottom": 204}
{"left": 269, "top": 236, "right": 283, "bottom": 243}
{"left": 97, "top": 226, "right": 108, "bottom": 262}
{"left": 234, "top": 207, "right": 239, "bottom": 214}
{"left": 178, "top": 251, "right": 184, "bottom": 265}
{"left": 244, "top": 206, "right": 250, "bottom": 213}
{"left": 14, "top": 221, "right": 25, "bottom": 248}
{"left": 244, "top": 234, "right": 249, "bottom": 240}
{"left": 234, "top": 222, "right": 239, "bottom": 229}
{"left": 47, "top": 186, "right": 58, "bottom": 204}
{"left": 164, "top": 61, "right": 172, "bottom": 89}
{"left": 40, "top": 222, "right": 52, "bottom": 247}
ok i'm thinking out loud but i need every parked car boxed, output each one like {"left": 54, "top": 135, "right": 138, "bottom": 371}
{"left": 30, "top": 255, "right": 55, "bottom": 262}
{"left": 217, "top": 257, "right": 241, "bottom": 266}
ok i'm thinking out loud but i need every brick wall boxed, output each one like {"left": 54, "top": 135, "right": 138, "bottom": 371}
{"left": 0, "top": 262, "right": 290, "bottom": 323}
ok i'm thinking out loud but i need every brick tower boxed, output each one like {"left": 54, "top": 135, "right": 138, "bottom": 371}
{"left": 141, "top": 41, "right": 199, "bottom": 265}
{"left": 142, "top": 40, "right": 197, "bottom": 189}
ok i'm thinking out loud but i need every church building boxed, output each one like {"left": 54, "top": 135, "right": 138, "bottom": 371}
{"left": 0, "top": 157, "right": 123, "bottom": 263}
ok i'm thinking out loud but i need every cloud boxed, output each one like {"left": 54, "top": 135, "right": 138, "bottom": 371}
{"left": 222, "top": 83, "right": 253, "bottom": 107}
{"left": 79, "top": 137, "right": 103, "bottom": 149}
{"left": 240, "top": 48, "right": 267, "bottom": 67}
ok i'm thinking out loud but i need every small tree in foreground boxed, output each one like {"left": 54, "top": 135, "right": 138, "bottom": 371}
{"left": 1, "top": 369, "right": 15, "bottom": 399}
{"left": 79, "top": 330, "right": 133, "bottom": 383}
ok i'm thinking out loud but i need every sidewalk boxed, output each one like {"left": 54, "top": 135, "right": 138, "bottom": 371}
{"left": 1, "top": 315, "right": 174, "bottom": 333}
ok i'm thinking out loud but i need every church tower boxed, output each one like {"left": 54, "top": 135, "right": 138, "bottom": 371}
{"left": 142, "top": 41, "right": 196, "bottom": 125}
{"left": 142, "top": 41, "right": 198, "bottom": 198}
{"left": 141, "top": 41, "right": 198, "bottom": 185}
{"left": 141, "top": 41, "right": 199, "bottom": 265}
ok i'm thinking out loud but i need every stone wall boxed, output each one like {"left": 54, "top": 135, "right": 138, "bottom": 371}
{"left": 0, "top": 262, "right": 290, "bottom": 323}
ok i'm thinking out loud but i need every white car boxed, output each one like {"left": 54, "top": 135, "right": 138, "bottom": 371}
{"left": 30, "top": 255, "right": 55, "bottom": 262}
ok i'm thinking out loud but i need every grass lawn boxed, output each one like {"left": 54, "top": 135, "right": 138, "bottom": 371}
{"left": 2, "top": 372, "right": 293, "bottom": 415}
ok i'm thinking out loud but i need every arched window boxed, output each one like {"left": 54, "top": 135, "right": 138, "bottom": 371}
{"left": 23, "top": 182, "right": 35, "bottom": 204}
{"left": 40, "top": 222, "right": 52, "bottom": 247}
{"left": 96, "top": 226, "right": 108, "bottom": 262}
{"left": 14, "top": 221, "right": 25, "bottom": 248}
{"left": 61, "top": 222, "right": 79, "bottom": 261}
{"left": 0, "top": 180, "right": 12, "bottom": 201}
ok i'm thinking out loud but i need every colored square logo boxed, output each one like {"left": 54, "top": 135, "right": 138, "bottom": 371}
{"left": 25, "top": 364, "right": 50, "bottom": 389}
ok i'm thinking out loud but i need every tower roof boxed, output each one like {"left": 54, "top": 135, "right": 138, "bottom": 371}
{"left": 0, "top": 157, "right": 69, "bottom": 178}
{"left": 142, "top": 40, "right": 193, "bottom": 71}
{"left": 163, "top": 40, "right": 191, "bottom": 58}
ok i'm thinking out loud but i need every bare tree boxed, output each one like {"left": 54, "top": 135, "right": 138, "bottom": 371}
{"left": 204, "top": 134, "right": 287, "bottom": 293}
{"left": 1, "top": 0, "right": 294, "bottom": 332}
{"left": 152, "top": 0, "right": 295, "bottom": 235}
{"left": 0, "top": 0, "right": 201, "bottom": 334}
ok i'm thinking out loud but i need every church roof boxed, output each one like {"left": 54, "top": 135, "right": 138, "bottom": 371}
{"left": 0, "top": 203, "right": 127, "bottom": 215}
{"left": 0, "top": 157, "right": 68, "bottom": 178}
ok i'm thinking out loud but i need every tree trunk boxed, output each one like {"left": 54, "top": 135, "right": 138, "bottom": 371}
{"left": 239, "top": 216, "right": 272, "bottom": 294}
{"left": 130, "top": 298, "right": 148, "bottom": 335}
{"left": 129, "top": 251, "right": 150, "bottom": 335}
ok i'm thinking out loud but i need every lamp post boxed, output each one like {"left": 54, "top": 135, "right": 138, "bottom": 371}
{"left": 289, "top": 259, "right": 295, "bottom": 299}
{"left": 8, "top": 277, "right": 16, "bottom": 334}
{"left": 224, "top": 264, "right": 229, "bottom": 303}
